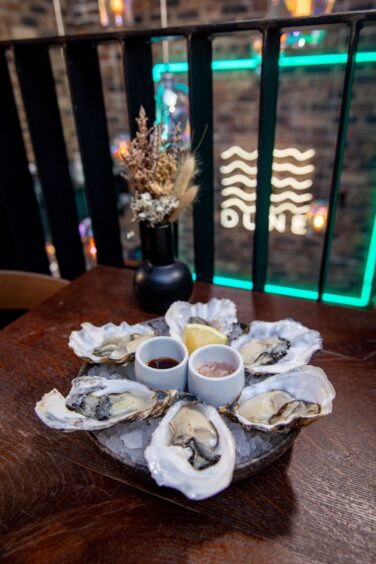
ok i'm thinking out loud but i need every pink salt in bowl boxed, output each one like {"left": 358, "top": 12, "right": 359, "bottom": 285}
{"left": 188, "top": 344, "right": 245, "bottom": 407}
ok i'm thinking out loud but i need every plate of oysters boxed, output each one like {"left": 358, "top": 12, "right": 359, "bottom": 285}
{"left": 35, "top": 298, "right": 335, "bottom": 501}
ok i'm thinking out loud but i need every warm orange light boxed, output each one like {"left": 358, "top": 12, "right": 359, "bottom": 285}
{"left": 88, "top": 236, "right": 97, "bottom": 257}
{"left": 308, "top": 204, "right": 328, "bottom": 233}
{"left": 284, "top": 0, "right": 334, "bottom": 17}
{"left": 99, "top": 0, "right": 132, "bottom": 27}
{"left": 111, "top": 134, "right": 130, "bottom": 162}
{"left": 312, "top": 213, "right": 325, "bottom": 231}
{"left": 45, "top": 243, "right": 55, "bottom": 254}
{"left": 285, "top": 0, "right": 312, "bottom": 17}
{"left": 118, "top": 140, "right": 129, "bottom": 157}
{"left": 110, "top": 0, "right": 124, "bottom": 17}
{"left": 253, "top": 37, "right": 263, "bottom": 56}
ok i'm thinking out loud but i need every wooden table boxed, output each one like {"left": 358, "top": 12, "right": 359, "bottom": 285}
{"left": 0, "top": 266, "right": 375, "bottom": 563}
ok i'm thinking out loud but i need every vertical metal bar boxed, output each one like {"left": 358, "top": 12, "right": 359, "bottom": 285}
{"left": 0, "top": 48, "right": 50, "bottom": 274}
{"left": 65, "top": 40, "right": 123, "bottom": 268}
{"left": 318, "top": 22, "right": 360, "bottom": 300}
{"left": 122, "top": 37, "right": 155, "bottom": 261}
{"left": 122, "top": 37, "right": 155, "bottom": 138}
{"left": 252, "top": 28, "right": 280, "bottom": 293}
{"left": 15, "top": 45, "right": 86, "bottom": 280}
{"left": 188, "top": 33, "right": 214, "bottom": 283}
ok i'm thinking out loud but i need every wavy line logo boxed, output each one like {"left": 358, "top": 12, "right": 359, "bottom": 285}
{"left": 220, "top": 145, "right": 315, "bottom": 236}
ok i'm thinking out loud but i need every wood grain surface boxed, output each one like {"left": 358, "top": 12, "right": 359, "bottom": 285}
{"left": 0, "top": 266, "right": 375, "bottom": 563}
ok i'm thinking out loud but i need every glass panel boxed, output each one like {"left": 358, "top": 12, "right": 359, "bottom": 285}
{"left": 213, "top": 31, "right": 261, "bottom": 288}
{"left": 324, "top": 26, "right": 376, "bottom": 307}
{"left": 266, "top": 26, "right": 348, "bottom": 296}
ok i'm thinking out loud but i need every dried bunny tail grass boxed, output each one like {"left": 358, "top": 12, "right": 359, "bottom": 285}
{"left": 169, "top": 185, "right": 198, "bottom": 223}
{"left": 173, "top": 155, "right": 196, "bottom": 199}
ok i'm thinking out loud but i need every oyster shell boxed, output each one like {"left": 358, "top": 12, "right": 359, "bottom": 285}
{"left": 35, "top": 376, "right": 176, "bottom": 431}
{"left": 165, "top": 298, "right": 237, "bottom": 341}
{"left": 221, "top": 365, "right": 335, "bottom": 432}
{"left": 69, "top": 322, "right": 154, "bottom": 364}
{"left": 231, "top": 319, "right": 322, "bottom": 374}
{"left": 144, "top": 399, "right": 236, "bottom": 500}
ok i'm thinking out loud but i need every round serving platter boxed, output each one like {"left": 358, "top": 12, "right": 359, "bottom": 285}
{"left": 81, "top": 317, "right": 299, "bottom": 484}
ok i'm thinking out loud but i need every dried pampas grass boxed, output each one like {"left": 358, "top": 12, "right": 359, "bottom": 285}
{"left": 173, "top": 155, "right": 196, "bottom": 199}
{"left": 169, "top": 185, "right": 198, "bottom": 223}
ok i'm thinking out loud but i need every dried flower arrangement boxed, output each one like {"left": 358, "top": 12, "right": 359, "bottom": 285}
{"left": 121, "top": 107, "right": 198, "bottom": 227}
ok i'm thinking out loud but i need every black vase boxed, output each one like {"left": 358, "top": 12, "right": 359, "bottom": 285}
{"left": 133, "top": 223, "right": 193, "bottom": 314}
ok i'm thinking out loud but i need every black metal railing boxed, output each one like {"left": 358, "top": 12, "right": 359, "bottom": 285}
{"left": 0, "top": 10, "right": 375, "bottom": 298}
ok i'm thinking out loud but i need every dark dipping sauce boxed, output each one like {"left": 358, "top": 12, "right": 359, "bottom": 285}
{"left": 147, "top": 357, "right": 179, "bottom": 370}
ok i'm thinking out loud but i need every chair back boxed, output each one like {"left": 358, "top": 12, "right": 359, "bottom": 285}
{"left": 0, "top": 270, "right": 69, "bottom": 310}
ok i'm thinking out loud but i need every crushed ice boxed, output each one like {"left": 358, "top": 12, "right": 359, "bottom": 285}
{"left": 87, "top": 362, "right": 135, "bottom": 380}
{"left": 95, "top": 417, "right": 161, "bottom": 468}
{"left": 94, "top": 414, "right": 284, "bottom": 468}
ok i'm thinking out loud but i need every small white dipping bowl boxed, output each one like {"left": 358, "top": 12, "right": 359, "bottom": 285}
{"left": 188, "top": 344, "right": 245, "bottom": 407}
{"left": 135, "top": 336, "right": 188, "bottom": 391}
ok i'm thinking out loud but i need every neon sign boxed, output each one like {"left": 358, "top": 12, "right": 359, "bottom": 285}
{"left": 220, "top": 146, "right": 315, "bottom": 236}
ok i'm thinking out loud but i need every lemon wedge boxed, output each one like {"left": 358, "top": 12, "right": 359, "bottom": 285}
{"left": 183, "top": 323, "right": 228, "bottom": 355}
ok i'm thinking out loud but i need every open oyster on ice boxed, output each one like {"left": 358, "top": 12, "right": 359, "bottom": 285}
{"left": 165, "top": 298, "right": 238, "bottom": 341}
{"left": 69, "top": 322, "right": 154, "bottom": 364}
{"left": 35, "top": 376, "right": 176, "bottom": 431}
{"left": 221, "top": 365, "right": 335, "bottom": 432}
{"left": 231, "top": 319, "right": 322, "bottom": 374}
{"left": 145, "top": 398, "right": 236, "bottom": 500}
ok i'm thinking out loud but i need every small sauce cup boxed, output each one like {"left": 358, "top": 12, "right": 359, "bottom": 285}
{"left": 188, "top": 344, "right": 245, "bottom": 407}
{"left": 135, "top": 336, "right": 188, "bottom": 391}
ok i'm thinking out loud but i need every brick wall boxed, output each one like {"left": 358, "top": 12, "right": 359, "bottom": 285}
{"left": 0, "top": 0, "right": 58, "bottom": 39}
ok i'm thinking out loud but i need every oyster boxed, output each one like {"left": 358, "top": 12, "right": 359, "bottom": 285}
{"left": 35, "top": 376, "right": 176, "bottom": 431}
{"left": 69, "top": 322, "right": 154, "bottom": 364}
{"left": 169, "top": 405, "right": 220, "bottom": 470}
{"left": 231, "top": 319, "right": 322, "bottom": 374}
{"left": 238, "top": 336, "right": 290, "bottom": 368}
{"left": 165, "top": 298, "right": 237, "bottom": 341}
{"left": 145, "top": 399, "right": 236, "bottom": 500}
{"left": 222, "top": 365, "right": 335, "bottom": 432}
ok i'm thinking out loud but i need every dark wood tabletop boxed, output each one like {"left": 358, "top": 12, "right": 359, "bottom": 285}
{"left": 0, "top": 266, "right": 375, "bottom": 563}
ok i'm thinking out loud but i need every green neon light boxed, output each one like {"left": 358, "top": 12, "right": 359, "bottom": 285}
{"left": 322, "top": 214, "right": 376, "bottom": 307}
{"left": 280, "top": 51, "right": 376, "bottom": 67}
{"left": 208, "top": 274, "right": 374, "bottom": 307}
{"left": 212, "top": 58, "right": 261, "bottom": 71}
{"left": 153, "top": 62, "right": 187, "bottom": 81}
{"left": 200, "top": 214, "right": 376, "bottom": 307}
{"left": 213, "top": 275, "right": 253, "bottom": 290}
{"left": 322, "top": 293, "right": 363, "bottom": 306}
{"left": 264, "top": 284, "right": 318, "bottom": 300}
{"left": 153, "top": 51, "right": 376, "bottom": 81}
